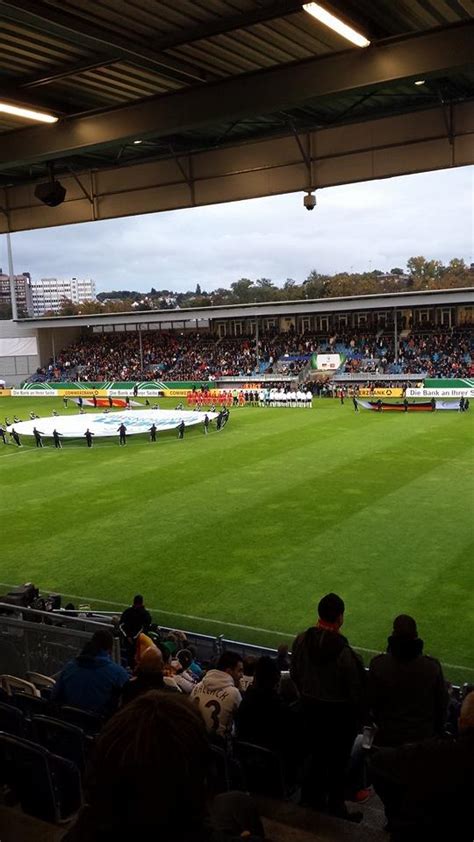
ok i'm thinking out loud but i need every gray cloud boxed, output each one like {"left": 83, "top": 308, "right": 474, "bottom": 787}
{"left": 2, "top": 166, "right": 472, "bottom": 293}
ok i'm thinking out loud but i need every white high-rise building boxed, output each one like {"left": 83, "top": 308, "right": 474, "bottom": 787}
{"left": 31, "top": 277, "right": 96, "bottom": 316}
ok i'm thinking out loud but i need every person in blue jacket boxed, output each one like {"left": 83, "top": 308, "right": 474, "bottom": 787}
{"left": 53, "top": 629, "right": 129, "bottom": 716}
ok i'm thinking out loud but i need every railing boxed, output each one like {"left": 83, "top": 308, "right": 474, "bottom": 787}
{"left": 0, "top": 604, "right": 120, "bottom": 678}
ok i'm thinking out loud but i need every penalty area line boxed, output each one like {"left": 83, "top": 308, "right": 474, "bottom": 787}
{"left": 0, "top": 581, "right": 472, "bottom": 673}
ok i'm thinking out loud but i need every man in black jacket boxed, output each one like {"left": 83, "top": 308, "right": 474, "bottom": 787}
{"left": 368, "top": 614, "right": 447, "bottom": 748}
{"left": 119, "top": 594, "right": 152, "bottom": 636}
{"left": 370, "top": 691, "right": 474, "bottom": 842}
{"left": 291, "top": 593, "right": 366, "bottom": 820}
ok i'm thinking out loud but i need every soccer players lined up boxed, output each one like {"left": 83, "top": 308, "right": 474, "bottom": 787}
{"left": 263, "top": 388, "right": 313, "bottom": 407}
{"left": 186, "top": 388, "right": 313, "bottom": 408}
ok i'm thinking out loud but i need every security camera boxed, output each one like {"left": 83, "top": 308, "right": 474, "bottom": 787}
{"left": 304, "top": 191, "right": 316, "bottom": 211}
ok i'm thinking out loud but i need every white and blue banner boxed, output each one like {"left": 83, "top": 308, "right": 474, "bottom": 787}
{"left": 6, "top": 409, "right": 218, "bottom": 439}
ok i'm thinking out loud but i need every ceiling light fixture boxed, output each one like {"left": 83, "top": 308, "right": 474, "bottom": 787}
{"left": 414, "top": 79, "right": 426, "bottom": 86}
{"left": 303, "top": 2, "right": 370, "bottom": 47}
{"left": 0, "top": 101, "right": 58, "bottom": 123}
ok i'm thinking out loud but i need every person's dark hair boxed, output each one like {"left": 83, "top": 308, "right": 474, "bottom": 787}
{"left": 318, "top": 592, "right": 345, "bottom": 623}
{"left": 133, "top": 594, "right": 144, "bottom": 606}
{"left": 78, "top": 629, "right": 114, "bottom": 662}
{"left": 243, "top": 655, "right": 258, "bottom": 677}
{"left": 254, "top": 656, "right": 280, "bottom": 690}
{"left": 176, "top": 648, "right": 193, "bottom": 670}
{"left": 392, "top": 614, "right": 417, "bottom": 639}
{"left": 86, "top": 692, "right": 210, "bottom": 831}
{"left": 217, "top": 651, "right": 243, "bottom": 672}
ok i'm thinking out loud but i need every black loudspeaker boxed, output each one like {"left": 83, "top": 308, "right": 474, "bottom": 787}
{"left": 34, "top": 179, "right": 66, "bottom": 207}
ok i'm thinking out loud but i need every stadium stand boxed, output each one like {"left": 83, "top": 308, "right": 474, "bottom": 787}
{"left": 27, "top": 327, "right": 473, "bottom": 384}
{"left": 0, "top": 589, "right": 473, "bottom": 842}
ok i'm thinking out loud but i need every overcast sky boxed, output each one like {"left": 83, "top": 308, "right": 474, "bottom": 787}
{"left": 1, "top": 166, "right": 472, "bottom": 293}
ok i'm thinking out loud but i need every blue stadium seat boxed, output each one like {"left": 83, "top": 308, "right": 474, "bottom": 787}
{"left": 59, "top": 705, "right": 104, "bottom": 735}
{"left": 0, "top": 732, "right": 82, "bottom": 822}
{"left": 0, "top": 702, "right": 25, "bottom": 738}
{"left": 234, "top": 740, "right": 289, "bottom": 799}
{"left": 31, "top": 715, "right": 88, "bottom": 776}
{"left": 11, "top": 692, "right": 50, "bottom": 719}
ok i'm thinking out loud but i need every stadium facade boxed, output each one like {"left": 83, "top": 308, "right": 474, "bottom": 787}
{"left": 0, "top": 287, "right": 472, "bottom": 387}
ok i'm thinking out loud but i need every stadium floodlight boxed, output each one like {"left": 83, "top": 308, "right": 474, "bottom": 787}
{"left": 302, "top": 3, "right": 370, "bottom": 48}
{"left": 0, "top": 101, "right": 58, "bottom": 123}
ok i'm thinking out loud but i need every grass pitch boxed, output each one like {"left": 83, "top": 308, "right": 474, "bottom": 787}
{"left": 0, "top": 395, "right": 473, "bottom": 682}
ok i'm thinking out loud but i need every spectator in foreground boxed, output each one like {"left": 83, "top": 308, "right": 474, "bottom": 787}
{"left": 370, "top": 691, "right": 474, "bottom": 841}
{"left": 62, "top": 692, "right": 265, "bottom": 841}
{"left": 191, "top": 651, "right": 243, "bottom": 741}
{"left": 275, "top": 643, "right": 291, "bottom": 672}
{"left": 53, "top": 630, "right": 129, "bottom": 716}
{"left": 291, "top": 593, "right": 366, "bottom": 821}
{"left": 121, "top": 646, "right": 177, "bottom": 704}
{"left": 368, "top": 614, "right": 447, "bottom": 747}
{"left": 236, "top": 656, "right": 301, "bottom": 777}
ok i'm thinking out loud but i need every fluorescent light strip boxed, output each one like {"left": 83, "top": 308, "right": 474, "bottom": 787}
{"left": 0, "top": 102, "right": 58, "bottom": 124}
{"left": 303, "top": 2, "right": 370, "bottom": 48}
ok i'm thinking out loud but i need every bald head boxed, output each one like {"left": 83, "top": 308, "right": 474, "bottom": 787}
{"left": 137, "top": 646, "right": 163, "bottom": 674}
{"left": 459, "top": 692, "right": 474, "bottom": 732}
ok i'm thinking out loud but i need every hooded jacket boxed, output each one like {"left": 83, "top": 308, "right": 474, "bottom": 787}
{"left": 53, "top": 651, "right": 129, "bottom": 716}
{"left": 368, "top": 635, "right": 447, "bottom": 747}
{"left": 290, "top": 626, "right": 366, "bottom": 712}
{"left": 191, "top": 670, "right": 242, "bottom": 738}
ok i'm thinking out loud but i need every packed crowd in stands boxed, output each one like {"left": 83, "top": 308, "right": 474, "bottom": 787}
{"left": 29, "top": 326, "right": 473, "bottom": 384}
{"left": 342, "top": 330, "right": 473, "bottom": 376}
{"left": 1, "top": 592, "right": 473, "bottom": 840}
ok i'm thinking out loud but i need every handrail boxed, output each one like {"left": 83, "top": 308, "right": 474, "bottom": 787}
{"left": 0, "top": 603, "right": 112, "bottom": 630}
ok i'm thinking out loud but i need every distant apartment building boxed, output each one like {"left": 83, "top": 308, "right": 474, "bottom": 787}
{"left": 0, "top": 269, "right": 33, "bottom": 317}
{"left": 31, "top": 277, "right": 96, "bottom": 316}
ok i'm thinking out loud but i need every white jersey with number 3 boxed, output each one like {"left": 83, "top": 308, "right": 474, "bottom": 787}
{"left": 191, "top": 669, "right": 242, "bottom": 738}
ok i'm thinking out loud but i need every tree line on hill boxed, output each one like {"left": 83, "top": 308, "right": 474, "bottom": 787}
{"left": 17, "top": 256, "right": 474, "bottom": 318}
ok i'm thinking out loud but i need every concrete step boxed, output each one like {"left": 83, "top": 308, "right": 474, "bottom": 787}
{"left": 259, "top": 796, "right": 387, "bottom": 842}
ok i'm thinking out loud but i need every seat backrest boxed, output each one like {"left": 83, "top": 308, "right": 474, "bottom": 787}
{"left": 234, "top": 740, "right": 287, "bottom": 798}
{"left": 0, "top": 731, "right": 82, "bottom": 823}
{"left": 0, "top": 702, "right": 25, "bottom": 737}
{"left": 0, "top": 731, "right": 58, "bottom": 822}
{"left": 26, "top": 671, "right": 56, "bottom": 691}
{"left": 31, "top": 715, "right": 86, "bottom": 774}
{"left": 209, "top": 742, "right": 232, "bottom": 794}
{"left": 0, "top": 675, "right": 41, "bottom": 698}
{"left": 60, "top": 705, "right": 103, "bottom": 735}
{"left": 12, "top": 692, "right": 50, "bottom": 719}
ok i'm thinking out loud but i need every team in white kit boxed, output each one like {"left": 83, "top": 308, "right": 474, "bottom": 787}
{"left": 258, "top": 388, "right": 313, "bottom": 407}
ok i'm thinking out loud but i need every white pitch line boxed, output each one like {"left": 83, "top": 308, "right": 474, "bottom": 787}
{"left": 0, "top": 581, "right": 472, "bottom": 673}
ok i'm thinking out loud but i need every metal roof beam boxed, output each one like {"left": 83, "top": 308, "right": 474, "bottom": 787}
{"left": 0, "top": 0, "right": 209, "bottom": 84}
{"left": 20, "top": 57, "right": 120, "bottom": 89}
{"left": 0, "top": 20, "right": 472, "bottom": 169}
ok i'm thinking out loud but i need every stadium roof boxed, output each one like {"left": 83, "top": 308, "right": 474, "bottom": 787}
{"left": 17, "top": 287, "right": 474, "bottom": 330}
{"left": 0, "top": 1, "right": 473, "bottom": 233}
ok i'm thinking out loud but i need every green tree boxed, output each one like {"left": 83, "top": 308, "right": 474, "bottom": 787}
{"left": 230, "top": 278, "right": 255, "bottom": 303}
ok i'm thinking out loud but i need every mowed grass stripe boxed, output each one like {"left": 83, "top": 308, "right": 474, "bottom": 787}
{"left": 0, "top": 396, "right": 472, "bottom": 681}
